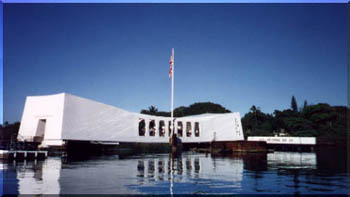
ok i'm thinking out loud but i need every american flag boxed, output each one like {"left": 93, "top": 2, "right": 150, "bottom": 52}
{"left": 169, "top": 49, "right": 174, "bottom": 78}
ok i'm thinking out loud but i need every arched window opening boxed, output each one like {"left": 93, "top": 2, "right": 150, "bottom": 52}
{"left": 159, "top": 120, "right": 165, "bottom": 137}
{"left": 186, "top": 122, "right": 192, "bottom": 137}
{"left": 139, "top": 119, "right": 145, "bottom": 136}
{"left": 195, "top": 122, "right": 200, "bottom": 137}
{"left": 149, "top": 120, "right": 156, "bottom": 136}
{"left": 168, "top": 121, "right": 172, "bottom": 137}
{"left": 177, "top": 122, "right": 183, "bottom": 137}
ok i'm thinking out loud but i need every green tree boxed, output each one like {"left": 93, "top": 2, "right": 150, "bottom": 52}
{"left": 291, "top": 96, "right": 298, "bottom": 112}
{"left": 141, "top": 102, "right": 230, "bottom": 117}
{"left": 249, "top": 105, "right": 259, "bottom": 130}
{"left": 140, "top": 105, "right": 159, "bottom": 115}
{"left": 0, "top": 122, "right": 21, "bottom": 147}
{"left": 185, "top": 102, "right": 231, "bottom": 116}
{"left": 148, "top": 105, "right": 158, "bottom": 115}
{"left": 303, "top": 100, "right": 308, "bottom": 110}
{"left": 242, "top": 105, "right": 274, "bottom": 138}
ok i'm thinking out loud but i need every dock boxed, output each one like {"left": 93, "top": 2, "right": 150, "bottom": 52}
{"left": 0, "top": 150, "right": 48, "bottom": 160}
{"left": 211, "top": 140, "right": 268, "bottom": 153}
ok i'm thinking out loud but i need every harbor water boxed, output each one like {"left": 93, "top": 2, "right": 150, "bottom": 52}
{"left": 1, "top": 149, "right": 349, "bottom": 195}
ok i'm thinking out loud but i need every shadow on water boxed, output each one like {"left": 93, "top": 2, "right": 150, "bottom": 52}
{"left": 316, "top": 147, "right": 348, "bottom": 175}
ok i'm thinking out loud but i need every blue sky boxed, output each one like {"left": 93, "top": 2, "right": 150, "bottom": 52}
{"left": 2, "top": 3, "right": 347, "bottom": 123}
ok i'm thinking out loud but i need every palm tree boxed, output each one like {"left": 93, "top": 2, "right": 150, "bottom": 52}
{"left": 291, "top": 96, "right": 298, "bottom": 112}
{"left": 148, "top": 105, "right": 158, "bottom": 115}
{"left": 250, "top": 105, "right": 257, "bottom": 113}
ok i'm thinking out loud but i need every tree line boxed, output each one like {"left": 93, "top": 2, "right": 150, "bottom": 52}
{"left": 140, "top": 102, "right": 231, "bottom": 117}
{"left": 141, "top": 96, "right": 347, "bottom": 140}
{"left": 241, "top": 96, "right": 347, "bottom": 140}
{"left": 0, "top": 121, "right": 20, "bottom": 148}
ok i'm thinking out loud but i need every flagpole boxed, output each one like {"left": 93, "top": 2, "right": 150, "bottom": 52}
{"left": 171, "top": 48, "right": 174, "bottom": 140}
{"left": 170, "top": 48, "right": 175, "bottom": 196}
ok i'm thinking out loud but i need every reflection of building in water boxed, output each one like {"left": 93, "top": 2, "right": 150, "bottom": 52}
{"left": 137, "top": 157, "right": 201, "bottom": 178}
{"left": 137, "top": 157, "right": 201, "bottom": 182}
{"left": 177, "top": 158, "right": 183, "bottom": 176}
{"left": 148, "top": 160, "right": 155, "bottom": 179}
{"left": 205, "top": 158, "right": 243, "bottom": 184}
{"left": 158, "top": 160, "right": 165, "bottom": 181}
{"left": 16, "top": 158, "right": 61, "bottom": 194}
{"left": 265, "top": 152, "right": 317, "bottom": 195}
{"left": 267, "top": 152, "right": 316, "bottom": 169}
{"left": 194, "top": 158, "right": 200, "bottom": 173}
{"left": 136, "top": 155, "right": 243, "bottom": 184}
{"left": 186, "top": 158, "right": 192, "bottom": 176}
{"left": 137, "top": 161, "right": 145, "bottom": 177}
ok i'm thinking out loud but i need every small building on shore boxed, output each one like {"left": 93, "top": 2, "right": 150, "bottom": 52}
{"left": 247, "top": 136, "right": 316, "bottom": 145}
{"left": 17, "top": 93, "right": 244, "bottom": 148}
{"left": 247, "top": 136, "right": 316, "bottom": 152}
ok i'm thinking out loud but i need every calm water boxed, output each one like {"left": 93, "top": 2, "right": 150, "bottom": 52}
{"left": 1, "top": 149, "right": 349, "bottom": 195}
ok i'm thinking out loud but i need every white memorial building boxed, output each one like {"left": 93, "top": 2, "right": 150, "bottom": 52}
{"left": 17, "top": 93, "right": 244, "bottom": 148}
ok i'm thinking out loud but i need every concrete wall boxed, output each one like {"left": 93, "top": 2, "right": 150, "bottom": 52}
{"left": 17, "top": 93, "right": 65, "bottom": 146}
{"left": 18, "top": 93, "right": 244, "bottom": 146}
{"left": 62, "top": 93, "right": 244, "bottom": 143}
